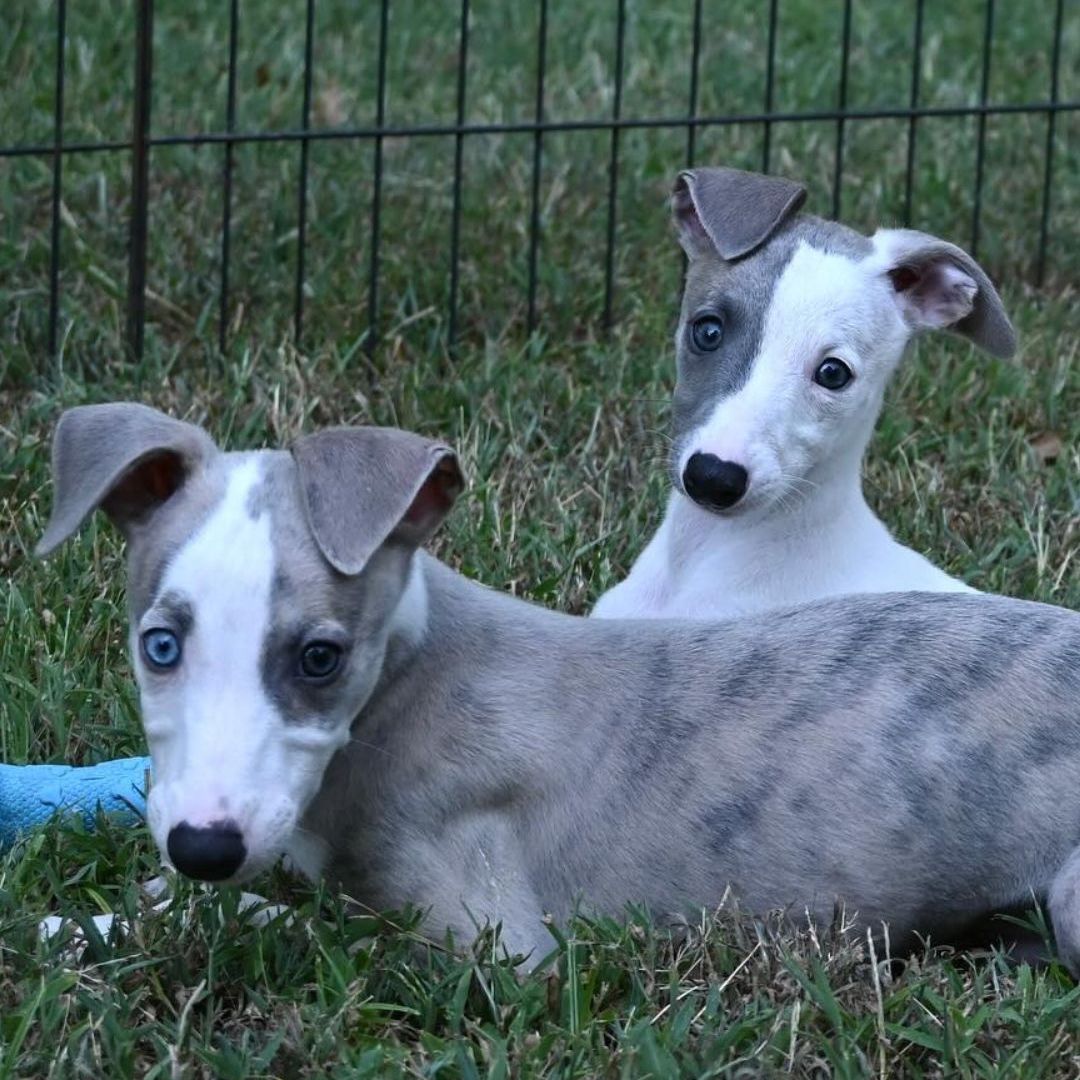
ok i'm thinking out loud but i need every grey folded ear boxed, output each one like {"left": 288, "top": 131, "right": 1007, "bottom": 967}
{"left": 291, "top": 426, "right": 465, "bottom": 576}
{"left": 36, "top": 403, "right": 216, "bottom": 557}
{"left": 672, "top": 166, "right": 807, "bottom": 261}
{"left": 873, "top": 229, "right": 1016, "bottom": 359}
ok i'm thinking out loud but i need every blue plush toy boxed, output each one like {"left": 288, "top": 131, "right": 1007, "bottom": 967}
{"left": 0, "top": 756, "right": 152, "bottom": 849}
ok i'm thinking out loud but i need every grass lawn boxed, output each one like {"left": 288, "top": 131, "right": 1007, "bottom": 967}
{"left": 1, "top": 0, "right": 1078, "bottom": 1075}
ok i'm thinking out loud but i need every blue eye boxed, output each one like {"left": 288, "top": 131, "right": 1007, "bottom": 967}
{"left": 691, "top": 315, "right": 724, "bottom": 352}
{"left": 299, "top": 641, "right": 342, "bottom": 681}
{"left": 142, "top": 628, "right": 181, "bottom": 670}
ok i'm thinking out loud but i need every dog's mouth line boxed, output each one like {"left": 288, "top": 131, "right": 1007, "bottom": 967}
{"left": 679, "top": 485, "right": 753, "bottom": 516}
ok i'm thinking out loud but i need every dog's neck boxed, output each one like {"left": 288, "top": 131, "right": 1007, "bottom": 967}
{"left": 382, "top": 553, "right": 430, "bottom": 670}
{"left": 372, "top": 551, "right": 553, "bottom": 707}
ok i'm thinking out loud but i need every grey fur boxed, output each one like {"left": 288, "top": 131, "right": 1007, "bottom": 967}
{"left": 35, "top": 402, "right": 225, "bottom": 620}
{"left": 36, "top": 402, "right": 216, "bottom": 556}
{"left": 306, "top": 560, "right": 1080, "bottom": 966}
{"left": 673, "top": 167, "right": 807, "bottom": 260}
{"left": 254, "top": 451, "right": 419, "bottom": 729}
{"left": 39, "top": 405, "right": 1080, "bottom": 970}
{"left": 292, "top": 426, "right": 464, "bottom": 575}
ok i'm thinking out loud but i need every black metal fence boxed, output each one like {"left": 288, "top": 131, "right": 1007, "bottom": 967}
{"left": 4, "top": 0, "right": 1075, "bottom": 361}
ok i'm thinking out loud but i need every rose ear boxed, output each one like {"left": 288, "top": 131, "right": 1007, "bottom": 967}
{"left": 873, "top": 229, "right": 1016, "bottom": 358}
{"left": 36, "top": 403, "right": 215, "bottom": 557}
{"left": 672, "top": 167, "right": 807, "bottom": 261}
{"left": 291, "top": 426, "right": 465, "bottom": 576}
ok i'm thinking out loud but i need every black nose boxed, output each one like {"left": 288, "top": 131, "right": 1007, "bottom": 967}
{"left": 167, "top": 821, "right": 246, "bottom": 882}
{"left": 682, "top": 452, "right": 749, "bottom": 510}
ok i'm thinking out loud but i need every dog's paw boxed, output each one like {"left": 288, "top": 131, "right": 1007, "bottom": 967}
{"left": 39, "top": 911, "right": 120, "bottom": 943}
{"left": 237, "top": 890, "right": 292, "bottom": 927}
{"left": 38, "top": 912, "right": 126, "bottom": 963}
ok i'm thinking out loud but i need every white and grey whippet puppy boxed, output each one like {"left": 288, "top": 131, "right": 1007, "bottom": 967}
{"left": 38, "top": 404, "right": 1080, "bottom": 968}
{"left": 593, "top": 167, "right": 1017, "bottom": 622}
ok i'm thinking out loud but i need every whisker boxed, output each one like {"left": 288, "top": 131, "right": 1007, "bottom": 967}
{"left": 771, "top": 477, "right": 810, "bottom": 514}
{"left": 347, "top": 736, "right": 399, "bottom": 761}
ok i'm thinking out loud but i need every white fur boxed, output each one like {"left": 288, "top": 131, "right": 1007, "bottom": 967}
{"left": 137, "top": 456, "right": 348, "bottom": 879}
{"left": 594, "top": 240, "right": 973, "bottom": 622}
{"left": 389, "top": 552, "right": 429, "bottom": 648}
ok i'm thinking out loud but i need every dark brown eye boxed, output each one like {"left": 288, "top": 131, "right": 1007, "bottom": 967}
{"left": 814, "top": 357, "right": 853, "bottom": 390}
{"left": 691, "top": 315, "right": 724, "bottom": 352}
{"left": 299, "top": 641, "right": 342, "bottom": 681}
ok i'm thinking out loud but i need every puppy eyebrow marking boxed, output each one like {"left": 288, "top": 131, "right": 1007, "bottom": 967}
{"left": 146, "top": 592, "right": 195, "bottom": 634}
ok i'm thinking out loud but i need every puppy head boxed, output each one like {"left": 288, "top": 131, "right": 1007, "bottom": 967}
{"left": 37, "top": 405, "right": 463, "bottom": 883}
{"left": 669, "top": 167, "right": 1015, "bottom": 518}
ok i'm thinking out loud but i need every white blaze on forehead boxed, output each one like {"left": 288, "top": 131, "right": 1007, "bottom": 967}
{"left": 759, "top": 242, "right": 893, "bottom": 373}
{"left": 160, "top": 454, "right": 273, "bottom": 655}
{"left": 764, "top": 241, "right": 907, "bottom": 367}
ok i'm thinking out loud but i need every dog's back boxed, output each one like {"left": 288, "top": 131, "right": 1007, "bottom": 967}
{"left": 315, "top": 562, "right": 1080, "bottom": 955}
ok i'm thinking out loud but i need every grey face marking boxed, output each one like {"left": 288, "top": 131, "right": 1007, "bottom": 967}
{"left": 144, "top": 591, "right": 195, "bottom": 636}
{"left": 256, "top": 453, "right": 416, "bottom": 730}
{"left": 671, "top": 214, "right": 873, "bottom": 482}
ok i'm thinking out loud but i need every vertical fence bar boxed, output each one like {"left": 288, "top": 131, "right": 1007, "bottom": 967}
{"left": 447, "top": 0, "right": 470, "bottom": 354}
{"left": 294, "top": 0, "right": 316, "bottom": 346}
{"left": 686, "top": 0, "right": 703, "bottom": 166}
{"left": 831, "top": 0, "right": 852, "bottom": 220}
{"left": 902, "top": 0, "right": 924, "bottom": 226}
{"left": 761, "top": 0, "right": 778, "bottom": 172}
{"left": 1036, "top": 0, "right": 1064, "bottom": 287}
{"left": 602, "top": 0, "right": 626, "bottom": 331}
{"left": 47, "top": 0, "right": 67, "bottom": 359}
{"left": 366, "top": 0, "right": 389, "bottom": 355}
{"left": 219, "top": 0, "right": 239, "bottom": 354}
{"left": 526, "top": 0, "right": 548, "bottom": 335}
{"left": 126, "top": 0, "right": 154, "bottom": 361}
{"left": 970, "top": 0, "right": 994, "bottom": 258}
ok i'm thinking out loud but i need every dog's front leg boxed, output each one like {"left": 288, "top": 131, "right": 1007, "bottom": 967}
{"left": 394, "top": 815, "right": 551, "bottom": 966}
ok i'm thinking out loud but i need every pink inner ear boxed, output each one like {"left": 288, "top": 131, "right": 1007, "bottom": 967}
{"left": 403, "top": 461, "right": 458, "bottom": 527}
{"left": 888, "top": 265, "right": 921, "bottom": 293}
{"left": 672, "top": 182, "right": 710, "bottom": 247}
{"left": 108, "top": 451, "right": 185, "bottom": 512}
{"left": 99, "top": 450, "right": 187, "bottom": 530}
{"left": 887, "top": 256, "right": 977, "bottom": 330}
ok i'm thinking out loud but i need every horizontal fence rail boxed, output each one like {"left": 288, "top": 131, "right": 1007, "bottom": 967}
{"left": 6, "top": 0, "right": 1075, "bottom": 360}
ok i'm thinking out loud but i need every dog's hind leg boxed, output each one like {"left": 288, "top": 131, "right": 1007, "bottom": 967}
{"left": 1046, "top": 847, "right": 1080, "bottom": 976}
